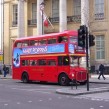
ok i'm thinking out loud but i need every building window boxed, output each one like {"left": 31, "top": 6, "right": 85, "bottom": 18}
{"left": 12, "top": 4, "right": 18, "bottom": 26}
{"left": 73, "top": 0, "right": 81, "bottom": 16}
{"left": 94, "top": 0, "right": 104, "bottom": 20}
{"left": 96, "top": 35, "right": 105, "bottom": 60}
{"left": 52, "top": 0, "right": 59, "bottom": 18}
{"left": 32, "top": 3, "right": 37, "bottom": 24}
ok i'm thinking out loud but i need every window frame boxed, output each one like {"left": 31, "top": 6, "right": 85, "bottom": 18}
{"left": 32, "top": 3, "right": 37, "bottom": 24}
{"left": 95, "top": 35, "right": 105, "bottom": 60}
{"left": 73, "top": 0, "right": 81, "bottom": 16}
{"left": 12, "top": 4, "right": 18, "bottom": 26}
{"left": 94, "top": 0, "right": 104, "bottom": 20}
{"left": 52, "top": 0, "right": 59, "bottom": 18}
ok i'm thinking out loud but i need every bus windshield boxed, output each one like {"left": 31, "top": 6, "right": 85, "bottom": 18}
{"left": 70, "top": 56, "right": 83, "bottom": 67}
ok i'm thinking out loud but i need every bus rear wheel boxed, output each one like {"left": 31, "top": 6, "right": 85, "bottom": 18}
{"left": 58, "top": 74, "right": 69, "bottom": 86}
{"left": 22, "top": 73, "right": 29, "bottom": 83}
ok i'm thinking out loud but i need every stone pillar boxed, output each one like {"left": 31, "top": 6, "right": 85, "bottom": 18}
{"left": 18, "top": 0, "right": 25, "bottom": 38}
{"left": 59, "top": 0, "right": 67, "bottom": 32}
{"left": 37, "top": 0, "right": 43, "bottom": 35}
{"left": 81, "top": 0, "right": 89, "bottom": 27}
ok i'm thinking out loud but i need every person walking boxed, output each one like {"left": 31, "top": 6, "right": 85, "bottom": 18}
{"left": 98, "top": 64, "right": 106, "bottom": 80}
{"left": 3, "top": 64, "right": 7, "bottom": 77}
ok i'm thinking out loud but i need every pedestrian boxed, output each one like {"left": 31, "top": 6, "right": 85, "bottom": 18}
{"left": 3, "top": 64, "right": 7, "bottom": 77}
{"left": 98, "top": 64, "right": 106, "bottom": 80}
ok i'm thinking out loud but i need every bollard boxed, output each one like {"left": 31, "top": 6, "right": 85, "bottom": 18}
{"left": 70, "top": 79, "right": 78, "bottom": 89}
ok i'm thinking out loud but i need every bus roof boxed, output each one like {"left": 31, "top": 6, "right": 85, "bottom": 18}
{"left": 15, "top": 30, "right": 77, "bottom": 41}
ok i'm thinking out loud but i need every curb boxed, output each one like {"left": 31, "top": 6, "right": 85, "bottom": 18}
{"left": 56, "top": 87, "right": 109, "bottom": 96}
{"left": 0, "top": 75, "right": 12, "bottom": 79}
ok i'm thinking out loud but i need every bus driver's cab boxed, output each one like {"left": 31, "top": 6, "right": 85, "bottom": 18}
{"left": 57, "top": 56, "right": 87, "bottom": 85}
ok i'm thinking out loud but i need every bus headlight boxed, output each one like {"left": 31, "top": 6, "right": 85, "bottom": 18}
{"left": 72, "top": 74, "right": 74, "bottom": 77}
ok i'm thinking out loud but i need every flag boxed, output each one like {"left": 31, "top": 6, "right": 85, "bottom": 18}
{"left": 40, "top": 5, "right": 49, "bottom": 27}
{"left": 43, "top": 13, "right": 49, "bottom": 27}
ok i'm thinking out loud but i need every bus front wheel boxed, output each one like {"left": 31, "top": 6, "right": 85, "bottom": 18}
{"left": 22, "top": 73, "right": 29, "bottom": 83}
{"left": 58, "top": 74, "right": 69, "bottom": 86}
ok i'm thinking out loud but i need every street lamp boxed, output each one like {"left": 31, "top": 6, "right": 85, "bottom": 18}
{"left": 40, "top": 2, "right": 45, "bottom": 35}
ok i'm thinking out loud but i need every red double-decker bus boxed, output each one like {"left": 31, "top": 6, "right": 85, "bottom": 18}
{"left": 12, "top": 30, "right": 87, "bottom": 85}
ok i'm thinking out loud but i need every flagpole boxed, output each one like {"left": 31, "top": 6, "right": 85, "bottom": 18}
{"left": 40, "top": 2, "right": 45, "bottom": 35}
{"left": 42, "top": 9, "right": 44, "bottom": 34}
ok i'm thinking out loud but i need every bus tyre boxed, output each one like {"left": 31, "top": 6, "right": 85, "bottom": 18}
{"left": 22, "top": 73, "right": 29, "bottom": 83}
{"left": 58, "top": 74, "right": 69, "bottom": 86}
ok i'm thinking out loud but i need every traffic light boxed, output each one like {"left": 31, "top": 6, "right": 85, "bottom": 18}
{"left": 78, "top": 25, "right": 87, "bottom": 48}
{"left": 89, "top": 34, "right": 95, "bottom": 47}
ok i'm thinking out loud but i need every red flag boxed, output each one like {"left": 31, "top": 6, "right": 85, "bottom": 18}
{"left": 40, "top": 5, "right": 49, "bottom": 27}
{"left": 43, "top": 14, "right": 49, "bottom": 27}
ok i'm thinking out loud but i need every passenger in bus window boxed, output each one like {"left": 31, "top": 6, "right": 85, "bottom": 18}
{"left": 58, "top": 36, "right": 68, "bottom": 43}
{"left": 62, "top": 37, "right": 68, "bottom": 43}
{"left": 34, "top": 42, "right": 38, "bottom": 46}
{"left": 40, "top": 40, "right": 47, "bottom": 45}
{"left": 30, "top": 40, "right": 34, "bottom": 46}
{"left": 22, "top": 43, "right": 28, "bottom": 47}
{"left": 31, "top": 61, "right": 36, "bottom": 66}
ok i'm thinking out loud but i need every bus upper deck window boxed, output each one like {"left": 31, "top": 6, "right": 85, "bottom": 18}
{"left": 30, "top": 40, "right": 38, "bottom": 46}
{"left": 62, "top": 36, "right": 68, "bottom": 42}
{"left": 15, "top": 42, "right": 22, "bottom": 47}
{"left": 58, "top": 36, "right": 68, "bottom": 43}
{"left": 39, "top": 39, "right": 47, "bottom": 45}
{"left": 22, "top": 41, "right": 29, "bottom": 47}
{"left": 48, "top": 38, "right": 56, "bottom": 44}
{"left": 34, "top": 41, "right": 39, "bottom": 46}
{"left": 58, "top": 36, "right": 63, "bottom": 43}
{"left": 69, "top": 36, "right": 77, "bottom": 43}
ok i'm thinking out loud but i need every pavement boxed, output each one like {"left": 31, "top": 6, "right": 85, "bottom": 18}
{"left": 0, "top": 74, "right": 109, "bottom": 96}
{"left": 56, "top": 75, "right": 109, "bottom": 96}
{"left": 0, "top": 74, "right": 12, "bottom": 79}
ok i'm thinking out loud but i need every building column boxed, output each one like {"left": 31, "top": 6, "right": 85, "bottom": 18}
{"left": 18, "top": 0, "right": 25, "bottom": 38}
{"left": 59, "top": 0, "right": 67, "bottom": 32}
{"left": 37, "top": 0, "right": 43, "bottom": 35}
{"left": 81, "top": 0, "right": 89, "bottom": 27}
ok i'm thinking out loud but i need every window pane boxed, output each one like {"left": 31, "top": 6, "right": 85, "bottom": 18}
{"left": 15, "top": 42, "right": 22, "bottom": 47}
{"left": 22, "top": 60, "right": 29, "bottom": 66}
{"left": 52, "top": 0, "right": 59, "bottom": 17}
{"left": 69, "top": 36, "right": 77, "bottom": 43}
{"left": 38, "top": 59, "right": 46, "bottom": 66}
{"left": 22, "top": 41, "right": 29, "bottom": 47}
{"left": 73, "top": 0, "right": 81, "bottom": 16}
{"left": 32, "top": 3, "right": 37, "bottom": 20}
{"left": 13, "top": 5, "right": 18, "bottom": 24}
{"left": 94, "top": 0, "right": 104, "bottom": 19}
{"left": 39, "top": 39, "right": 47, "bottom": 45}
{"left": 63, "top": 56, "right": 69, "bottom": 66}
{"left": 48, "top": 60, "right": 56, "bottom": 66}
{"left": 96, "top": 35, "right": 105, "bottom": 59}
{"left": 48, "top": 38, "right": 56, "bottom": 44}
{"left": 30, "top": 60, "right": 37, "bottom": 66}
{"left": 30, "top": 40, "right": 39, "bottom": 46}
